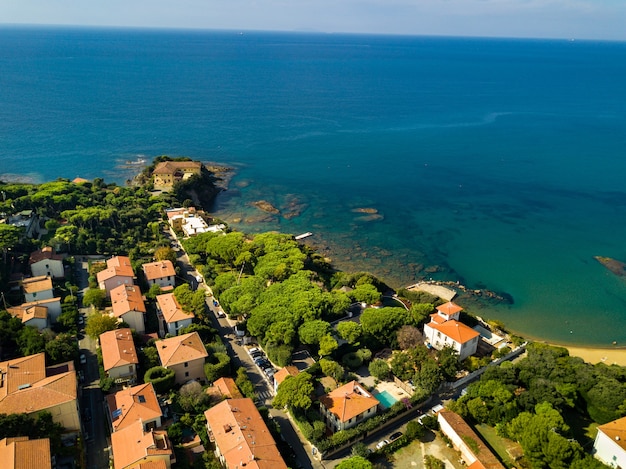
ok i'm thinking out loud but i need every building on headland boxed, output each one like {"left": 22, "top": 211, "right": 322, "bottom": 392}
{"left": 29, "top": 246, "right": 64, "bottom": 278}
{"left": 0, "top": 436, "right": 52, "bottom": 469}
{"left": 204, "top": 398, "right": 288, "bottom": 469}
{"left": 21, "top": 275, "right": 54, "bottom": 303}
{"left": 319, "top": 380, "right": 380, "bottom": 432}
{"left": 100, "top": 328, "right": 139, "bottom": 387}
{"left": 111, "top": 420, "right": 175, "bottom": 469}
{"left": 155, "top": 293, "right": 194, "bottom": 336}
{"left": 106, "top": 382, "right": 163, "bottom": 433}
{"left": 110, "top": 284, "right": 147, "bottom": 335}
{"left": 438, "top": 410, "right": 506, "bottom": 469}
{"left": 152, "top": 161, "right": 202, "bottom": 191}
{"left": 97, "top": 255, "right": 136, "bottom": 297}
{"left": 156, "top": 332, "right": 208, "bottom": 385}
{"left": 142, "top": 260, "right": 176, "bottom": 291}
{"left": 0, "top": 353, "right": 80, "bottom": 434}
{"left": 423, "top": 301, "right": 480, "bottom": 361}
{"left": 165, "top": 207, "right": 225, "bottom": 237}
{"left": 593, "top": 415, "right": 626, "bottom": 468}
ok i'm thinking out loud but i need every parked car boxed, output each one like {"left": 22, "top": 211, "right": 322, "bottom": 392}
{"left": 248, "top": 348, "right": 261, "bottom": 356}
{"left": 376, "top": 439, "right": 390, "bottom": 450}
{"left": 390, "top": 431, "right": 403, "bottom": 441}
{"left": 255, "top": 359, "right": 271, "bottom": 369}
{"left": 264, "top": 368, "right": 275, "bottom": 377}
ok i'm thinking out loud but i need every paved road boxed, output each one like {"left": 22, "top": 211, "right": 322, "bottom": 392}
{"left": 75, "top": 259, "right": 110, "bottom": 469}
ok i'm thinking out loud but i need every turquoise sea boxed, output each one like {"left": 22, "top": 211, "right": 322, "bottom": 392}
{"left": 2, "top": 26, "right": 626, "bottom": 346}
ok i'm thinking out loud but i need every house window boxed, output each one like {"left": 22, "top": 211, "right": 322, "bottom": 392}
{"left": 437, "top": 332, "right": 441, "bottom": 338}
{"left": 184, "top": 362, "right": 188, "bottom": 368}
{"left": 129, "top": 365, "right": 134, "bottom": 373}
{"left": 185, "top": 371, "right": 189, "bottom": 377}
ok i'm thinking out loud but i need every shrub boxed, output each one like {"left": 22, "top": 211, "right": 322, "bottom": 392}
{"left": 144, "top": 366, "right": 176, "bottom": 394}
{"left": 204, "top": 352, "right": 231, "bottom": 382}
{"left": 405, "top": 420, "right": 426, "bottom": 440}
{"left": 342, "top": 352, "right": 363, "bottom": 370}
{"left": 369, "top": 359, "right": 391, "bottom": 380}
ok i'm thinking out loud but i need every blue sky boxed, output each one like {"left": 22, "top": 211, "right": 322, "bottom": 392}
{"left": 2, "top": 0, "right": 626, "bottom": 40}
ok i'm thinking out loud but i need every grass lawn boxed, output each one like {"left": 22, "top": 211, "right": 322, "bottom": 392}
{"left": 474, "top": 424, "right": 521, "bottom": 468}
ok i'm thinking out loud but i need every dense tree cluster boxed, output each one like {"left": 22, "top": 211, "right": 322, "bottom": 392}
{"left": 450, "top": 343, "right": 623, "bottom": 468}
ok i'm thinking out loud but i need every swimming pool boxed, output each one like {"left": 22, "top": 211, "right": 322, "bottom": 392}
{"left": 376, "top": 390, "right": 399, "bottom": 409}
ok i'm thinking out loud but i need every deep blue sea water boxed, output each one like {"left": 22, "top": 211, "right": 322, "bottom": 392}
{"left": 2, "top": 26, "right": 626, "bottom": 346}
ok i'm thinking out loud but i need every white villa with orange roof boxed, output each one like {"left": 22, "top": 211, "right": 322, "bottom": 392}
{"left": 29, "top": 246, "right": 64, "bottom": 278}
{"left": 155, "top": 293, "right": 194, "bottom": 336}
{"left": 21, "top": 275, "right": 54, "bottom": 303}
{"left": 319, "top": 380, "right": 380, "bottom": 432}
{"left": 106, "top": 382, "right": 163, "bottom": 433}
{"left": 0, "top": 436, "right": 52, "bottom": 469}
{"left": 0, "top": 353, "right": 80, "bottom": 433}
{"left": 594, "top": 415, "right": 626, "bottom": 467}
{"left": 142, "top": 260, "right": 176, "bottom": 290}
{"left": 97, "top": 255, "right": 136, "bottom": 297}
{"left": 100, "top": 328, "right": 139, "bottom": 386}
{"left": 111, "top": 420, "right": 174, "bottom": 469}
{"left": 156, "top": 332, "right": 208, "bottom": 385}
{"left": 110, "top": 284, "right": 147, "bottom": 334}
{"left": 204, "top": 398, "right": 288, "bottom": 469}
{"left": 423, "top": 301, "right": 480, "bottom": 361}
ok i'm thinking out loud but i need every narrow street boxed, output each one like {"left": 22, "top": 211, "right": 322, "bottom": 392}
{"left": 75, "top": 258, "right": 110, "bottom": 469}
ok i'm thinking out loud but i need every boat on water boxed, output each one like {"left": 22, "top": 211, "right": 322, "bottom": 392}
{"left": 125, "top": 156, "right": 147, "bottom": 165}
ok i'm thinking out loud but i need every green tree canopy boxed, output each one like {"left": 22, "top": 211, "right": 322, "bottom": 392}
{"left": 298, "top": 320, "right": 332, "bottom": 345}
{"left": 85, "top": 312, "right": 118, "bottom": 340}
{"left": 337, "top": 321, "right": 362, "bottom": 344}
{"left": 273, "top": 371, "right": 314, "bottom": 411}
{"left": 335, "top": 456, "right": 372, "bottom": 469}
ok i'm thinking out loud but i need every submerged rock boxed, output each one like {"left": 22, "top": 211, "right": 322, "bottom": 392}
{"left": 251, "top": 200, "right": 280, "bottom": 214}
{"left": 595, "top": 256, "right": 626, "bottom": 276}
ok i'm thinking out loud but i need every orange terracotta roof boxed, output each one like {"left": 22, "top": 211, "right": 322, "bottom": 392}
{"left": 212, "top": 377, "right": 243, "bottom": 399}
{"left": 100, "top": 329, "right": 139, "bottom": 372}
{"left": 97, "top": 256, "right": 135, "bottom": 283}
{"left": 152, "top": 161, "right": 201, "bottom": 175}
{"left": 111, "top": 420, "right": 173, "bottom": 469}
{"left": 111, "top": 284, "right": 146, "bottom": 318}
{"left": 155, "top": 293, "right": 194, "bottom": 324}
{"left": 156, "top": 332, "right": 208, "bottom": 367}
{"left": 597, "top": 416, "right": 626, "bottom": 452}
{"left": 436, "top": 301, "right": 463, "bottom": 316}
{"left": 0, "top": 353, "right": 77, "bottom": 415}
{"left": 319, "top": 380, "right": 379, "bottom": 423}
{"left": 429, "top": 319, "right": 480, "bottom": 344}
{"left": 142, "top": 261, "right": 176, "bottom": 281}
{"left": 7, "top": 305, "right": 48, "bottom": 323}
{"left": 21, "top": 275, "right": 53, "bottom": 294}
{"left": 106, "top": 383, "right": 162, "bottom": 432}
{"left": 430, "top": 313, "right": 448, "bottom": 324}
{"left": 0, "top": 437, "right": 52, "bottom": 469}
{"left": 137, "top": 462, "right": 168, "bottom": 469}
{"left": 438, "top": 410, "right": 505, "bottom": 469}
{"left": 29, "top": 247, "right": 63, "bottom": 264}
{"left": 273, "top": 366, "right": 299, "bottom": 387}
{"left": 204, "top": 398, "right": 288, "bottom": 469}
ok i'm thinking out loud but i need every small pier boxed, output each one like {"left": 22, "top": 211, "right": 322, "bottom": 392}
{"left": 295, "top": 232, "right": 313, "bottom": 240}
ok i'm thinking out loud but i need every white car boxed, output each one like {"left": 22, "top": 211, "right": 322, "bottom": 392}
{"left": 376, "top": 439, "right": 390, "bottom": 450}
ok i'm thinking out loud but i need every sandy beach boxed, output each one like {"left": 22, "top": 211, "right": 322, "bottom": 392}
{"left": 563, "top": 345, "right": 626, "bottom": 367}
